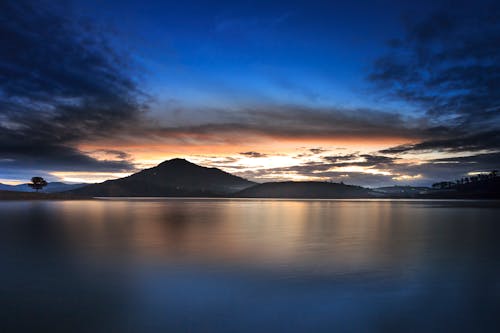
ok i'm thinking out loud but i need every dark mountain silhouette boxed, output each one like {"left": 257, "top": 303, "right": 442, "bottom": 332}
{"left": 0, "top": 182, "right": 87, "bottom": 193}
{"left": 71, "top": 158, "right": 255, "bottom": 197}
{"left": 235, "top": 181, "right": 378, "bottom": 198}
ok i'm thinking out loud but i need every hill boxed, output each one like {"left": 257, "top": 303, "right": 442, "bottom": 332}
{"left": 235, "top": 181, "right": 378, "bottom": 198}
{"left": 0, "top": 182, "right": 87, "bottom": 193}
{"left": 374, "top": 186, "right": 432, "bottom": 197}
{"left": 71, "top": 158, "right": 255, "bottom": 197}
{"left": 423, "top": 176, "right": 500, "bottom": 199}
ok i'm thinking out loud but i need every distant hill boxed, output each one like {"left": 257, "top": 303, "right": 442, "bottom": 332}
{"left": 4, "top": 160, "right": 498, "bottom": 200}
{"left": 71, "top": 158, "right": 255, "bottom": 197}
{"left": 374, "top": 186, "right": 432, "bottom": 197}
{"left": 235, "top": 181, "right": 378, "bottom": 198}
{"left": 423, "top": 176, "right": 500, "bottom": 199}
{"left": 0, "top": 182, "right": 87, "bottom": 193}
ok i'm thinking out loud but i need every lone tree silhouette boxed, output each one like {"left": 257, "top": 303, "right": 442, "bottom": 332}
{"left": 28, "top": 177, "right": 48, "bottom": 192}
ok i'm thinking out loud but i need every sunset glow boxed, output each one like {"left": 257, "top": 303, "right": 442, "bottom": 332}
{"left": 1, "top": 0, "right": 498, "bottom": 188}
{"left": 1, "top": 1, "right": 499, "bottom": 331}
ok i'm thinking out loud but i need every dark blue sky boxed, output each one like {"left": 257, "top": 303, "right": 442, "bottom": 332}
{"left": 70, "top": 0, "right": 438, "bottom": 110}
{"left": 1, "top": 0, "right": 499, "bottom": 186}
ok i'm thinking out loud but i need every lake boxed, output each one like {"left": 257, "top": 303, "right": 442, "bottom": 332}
{"left": 1, "top": 199, "right": 499, "bottom": 332}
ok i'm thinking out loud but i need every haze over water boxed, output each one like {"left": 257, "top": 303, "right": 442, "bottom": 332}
{"left": 1, "top": 199, "right": 499, "bottom": 332}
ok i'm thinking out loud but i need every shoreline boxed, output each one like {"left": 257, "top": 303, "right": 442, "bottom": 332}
{"left": 0, "top": 190, "right": 92, "bottom": 200}
{"left": 1, "top": 190, "right": 499, "bottom": 201}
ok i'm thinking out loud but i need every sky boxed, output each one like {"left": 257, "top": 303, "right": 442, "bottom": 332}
{"left": 1, "top": 0, "right": 499, "bottom": 187}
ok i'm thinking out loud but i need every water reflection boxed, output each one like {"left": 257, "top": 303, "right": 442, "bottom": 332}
{"left": 0, "top": 199, "right": 499, "bottom": 332}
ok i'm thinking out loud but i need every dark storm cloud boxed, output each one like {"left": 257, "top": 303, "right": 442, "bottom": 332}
{"left": 0, "top": 0, "right": 144, "bottom": 174}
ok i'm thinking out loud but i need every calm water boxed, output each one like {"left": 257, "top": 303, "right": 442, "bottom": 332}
{"left": 1, "top": 199, "right": 499, "bottom": 332}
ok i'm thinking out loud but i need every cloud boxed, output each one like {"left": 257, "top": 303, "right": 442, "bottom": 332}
{"left": 383, "top": 152, "right": 500, "bottom": 184}
{"left": 322, "top": 154, "right": 357, "bottom": 163}
{"left": 2, "top": 0, "right": 498, "bottom": 186}
{"left": 326, "top": 154, "right": 398, "bottom": 168}
{"left": 0, "top": 0, "right": 144, "bottom": 177}
{"left": 380, "top": 130, "right": 500, "bottom": 154}
{"left": 369, "top": 1, "right": 500, "bottom": 126}
{"left": 90, "top": 149, "right": 133, "bottom": 161}
{"left": 231, "top": 161, "right": 398, "bottom": 187}
{"left": 309, "top": 148, "right": 327, "bottom": 154}
{"left": 232, "top": 150, "right": 500, "bottom": 187}
{"left": 228, "top": 153, "right": 399, "bottom": 185}
{"left": 367, "top": 1, "right": 500, "bottom": 176}
{"left": 240, "top": 151, "right": 268, "bottom": 158}
{"left": 145, "top": 105, "right": 425, "bottom": 144}
{"left": 431, "top": 152, "right": 500, "bottom": 170}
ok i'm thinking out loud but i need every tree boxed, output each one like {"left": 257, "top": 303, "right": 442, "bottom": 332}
{"left": 432, "top": 182, "right": 448, "bottom": 189}
{"left": 28, "top": 177, "right": 48, "bottom": 192}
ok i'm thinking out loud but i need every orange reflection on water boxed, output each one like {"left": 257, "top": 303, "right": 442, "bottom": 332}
{"left": 44, "top": 199, "right": 442, "bottom": 274}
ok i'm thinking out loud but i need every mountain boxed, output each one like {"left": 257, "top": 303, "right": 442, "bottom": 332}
{"left": 0, "top": 182, "right": 87, "bottom": 193}
{"left": 71, "top": 158, "right": 255, "bottom": 197}
{"left": 235, "top": 181, "right": 378, "bottom": 198}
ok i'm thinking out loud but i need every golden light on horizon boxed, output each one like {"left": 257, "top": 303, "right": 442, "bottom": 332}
{"left": 49, "top": 171, "right": 134, "bottom": 184}
{"left": 392, "top": 174, "right": 422, "bottom": 181}
{"left": 0, "top": 178, "right": 24, "bottom": 186}
{"left": 47, "top": 134, "right": 477, "bottom": 185}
